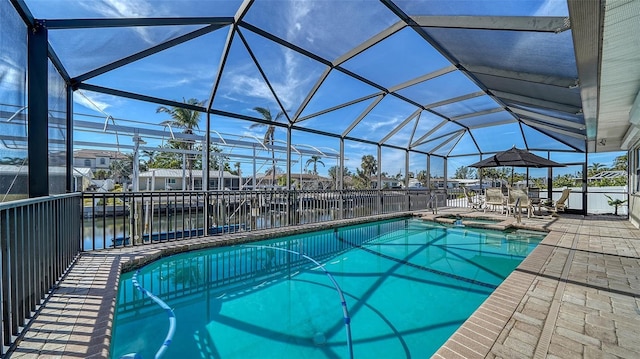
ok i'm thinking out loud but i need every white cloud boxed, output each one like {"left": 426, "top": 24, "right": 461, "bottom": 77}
{"left": 77, "top": 0, "right": 171, "bottom": 44}
{"left": 73, "top": 91, "right": 113, "bottom": 113}
{"left": 78, "top": 0, "right": 160, "bottom": 18}
{"left": 286, "top": 1, "right": 313, "bottom": 40}
{"left": 533, "top": 0, "right": 568, "bottom": 16}
{"left": 129, "top": 60, "right": 217, "bottom": 93}
{"left": 236, "top": 75, "right": 274, "bottom": 100}
{"left": 220, "top": 1, "right": 318, "bottom": 112}
{"left": 222, "top": 58, "right": 303, "bottom": 113}
{"left": 0, "top": 54, "right": 26, "bottom": 89}
{"left": 367, "top": 115, "right": 403, "bottom": 132}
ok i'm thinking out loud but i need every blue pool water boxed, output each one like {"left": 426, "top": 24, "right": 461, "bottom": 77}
{"left": 111, "top": 218, "right": 544, "bottom": 359}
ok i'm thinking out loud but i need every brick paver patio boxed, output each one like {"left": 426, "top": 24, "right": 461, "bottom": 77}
{"left": 8, "top": 212, "right": 640, "bottom": 358}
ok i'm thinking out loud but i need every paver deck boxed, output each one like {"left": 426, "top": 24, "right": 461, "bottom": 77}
{"left": 7, "top": 211, "right": 640, "bottom": 358}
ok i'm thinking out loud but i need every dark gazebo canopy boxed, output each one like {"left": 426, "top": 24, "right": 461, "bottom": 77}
{"left": 469, "top": 147, "right": 566, "bottom": 169}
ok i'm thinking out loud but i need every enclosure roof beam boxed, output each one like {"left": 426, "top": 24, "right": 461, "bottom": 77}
{"left": 43, "top": 17, "right": 234, "bottom": 29}
{"left": 412, "top": 15, "right": 570, "bottom": 33}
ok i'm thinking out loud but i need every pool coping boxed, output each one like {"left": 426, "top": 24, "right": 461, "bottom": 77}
{"left": 431, "top": 210, "right": 640, "bottom": 359}
{"left": 9, "top": 210, "right": 640, "bottom": 358}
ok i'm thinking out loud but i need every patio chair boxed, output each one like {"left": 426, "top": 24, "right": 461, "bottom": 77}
{"left": 484, "top": 188, "right": 505, "bottom": 213}
{"left": 505, "top": 188, "right": 534, "bottom": 218}
{"left": 528, "top": 187, "right": 541, "bottom": 207}
{"left": 463, "top": 186, "right": 482, "bottom": 210}
{"left": 540, "top": 188, "right": 571, "bottom": 216}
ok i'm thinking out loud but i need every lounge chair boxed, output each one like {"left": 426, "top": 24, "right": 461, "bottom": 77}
{"left": 463, "top": 186, "right": 482, "bottom": 210}
{"left": 540, "top": 188, "right": 571, "bottom": 216}
{"left": 484, "top": 188, "right": 505, "bottom": 213}
{"left": 505, "top": 188, "right": 534, "bottom": 218}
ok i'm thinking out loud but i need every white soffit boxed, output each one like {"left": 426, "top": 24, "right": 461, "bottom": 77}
{"left": 598, "top": 0, "right": 640, "bottom": 147}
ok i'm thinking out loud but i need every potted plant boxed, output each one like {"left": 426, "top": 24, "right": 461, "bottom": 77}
{"left": 604, "top": 194, "right": 627, "bottom": 216}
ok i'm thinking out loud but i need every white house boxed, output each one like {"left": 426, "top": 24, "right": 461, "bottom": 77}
{"left": 138, "top": 169, "right": 239, "bottom": 191}
{"left": 73, "top": 149, "right": 127, "bottom": 172}
{"left": 0, "top": 165, "right": 93, "bottom": 196}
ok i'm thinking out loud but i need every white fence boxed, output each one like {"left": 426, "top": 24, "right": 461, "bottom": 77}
{"left": 583, "top": 186, "right": 628, "bottom": 215}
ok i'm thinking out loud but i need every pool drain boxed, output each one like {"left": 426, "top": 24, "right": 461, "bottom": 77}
{"left": 313, "top": 332, "right": 327, "bottom": 346}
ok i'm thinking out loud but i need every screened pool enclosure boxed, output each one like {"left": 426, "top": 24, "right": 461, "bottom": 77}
{"left": 2, "top": 0, "right": 640, "bottom": 356}
{"left": 4, "top": 0, "right": 634, "bottom": 205}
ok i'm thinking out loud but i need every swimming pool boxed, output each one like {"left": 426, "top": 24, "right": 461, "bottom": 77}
{"left": 111, "top": 218, "right": 545, "bottom": 359}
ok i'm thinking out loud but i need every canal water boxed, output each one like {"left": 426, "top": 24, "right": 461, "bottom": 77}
{"left": 83, "top": 209, "right": 337, "bottom": 250}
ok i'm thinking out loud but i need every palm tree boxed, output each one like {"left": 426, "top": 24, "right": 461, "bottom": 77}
{"left": 588, "top": 162, "right": 606, "bottom": 175}
{"left": 604, "top": 194, "right": 627, "bottom": 216}
{"left": 454, "top": 166, "right": 475, "bottom": 179}
{"left": 110, "top": 154, "right": 134, "bottom": 184}
{"left": 361, "top": 155, "right": 377, "bottom": 177}
{"left": 356, "top": 155, "right": 377, "bottom": 189}
{"left": 613, "top": 154, "right": 627, "bottom": 171}
{"left": 250, "top": 107, "right": 284, "bottom": 186}
{"left": 328, "top": 166, "right": 350, "bottom": 190}
{"left": 416, "top": 170, "right": 428, "bottom": 186}
{"left": 156, "top": 98, "right": 204, "bottom": 190}
{"left": 305, "top": 155, "right": 325, "bottom": 176}
{"left": 141, "top": 150, "right": 156, "bottom": 169}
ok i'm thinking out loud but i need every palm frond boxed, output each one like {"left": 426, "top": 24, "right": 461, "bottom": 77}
{"left": 253, "top": 107, "right": 273, "bottom": 121}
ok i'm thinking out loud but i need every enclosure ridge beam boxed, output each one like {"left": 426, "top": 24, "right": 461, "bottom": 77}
{"left": 424, "top": 91, "right": 486, "bottom": 109}
{"left": 333, "top": 21, "right": 406, "bottom": 66}
{"left": 466, "top": 64, "right": 579, "bottom": 88}
{"left": 239, "top": 19, "right": 449, "bottom": 122}
{"left": 47, "top": 43, "right": 71, "bottom": 82}
{"left": 445, "top": 130, "right": 467, "bottom": 157}
{"left": 430, "top": 131, "right": 465, "bottom": 154}
{"left": 463, "top": 119, "right": 517, "bottom": 130}
{"left": 234, "top": 0, "right": 254, "bottom": 23}
{"left": 341, "top": 95, "right": 385, "bottom": 138}
{"left": 388, "top": 65, "right": 457, "bottom": 93}
{"left": 76, "top": 83, "right": 209, "bottom": 112}
{"left": 379, "top": 108, "right": 421, "bottom": 144}
{"left": 411, "top": 119, "right": 448, "bottom": 147}
{"left": 521, "top": 119, "right": 586, "bottom": 139}
{"left": 490, "top": 90, "right": 583, "bottom": 114}
{"left": 296, "top": 92, "right": 382, "bottom": 123}
{"left": 522, "top": 123, "right": 584, "bottom": 152}
{"left": 511, "top": 107, "right": 585, "bottom": 130}
{"left": 208, "top": 109, "right": 288, "bottom": 130}
{"left": 450, "top": 107, "right": 505, "bottom": 121}
{"left": 413, "top": 129, "right": 464, "bottom": 148}
{"left": 43, "top": 17, "right": 234, "bottom": 29}
{"left": 9, "top": 0, "right": 35, "bottom": 27}
{"left": 208, "top": 25, "right": 236, "bottom": 111}
{"left": 412, "top": 15, "right": 570, "bottom": 33}
{"left": 291, "top": 67, "right": 332, "bottom": 124}
{"left": 380, "top": 0, "right": 513, "bottom": 133}
{"left": 236, "top": 27, "right": 292, "bottom": 124}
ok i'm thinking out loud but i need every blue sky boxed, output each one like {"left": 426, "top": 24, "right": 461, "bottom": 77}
{"left": 1, "top": 0, "right": 625, "bottom": 179}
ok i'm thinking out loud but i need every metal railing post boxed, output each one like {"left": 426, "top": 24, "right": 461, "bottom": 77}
{"left": 204, "top": 190, "right": 211, "bottom": 236}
